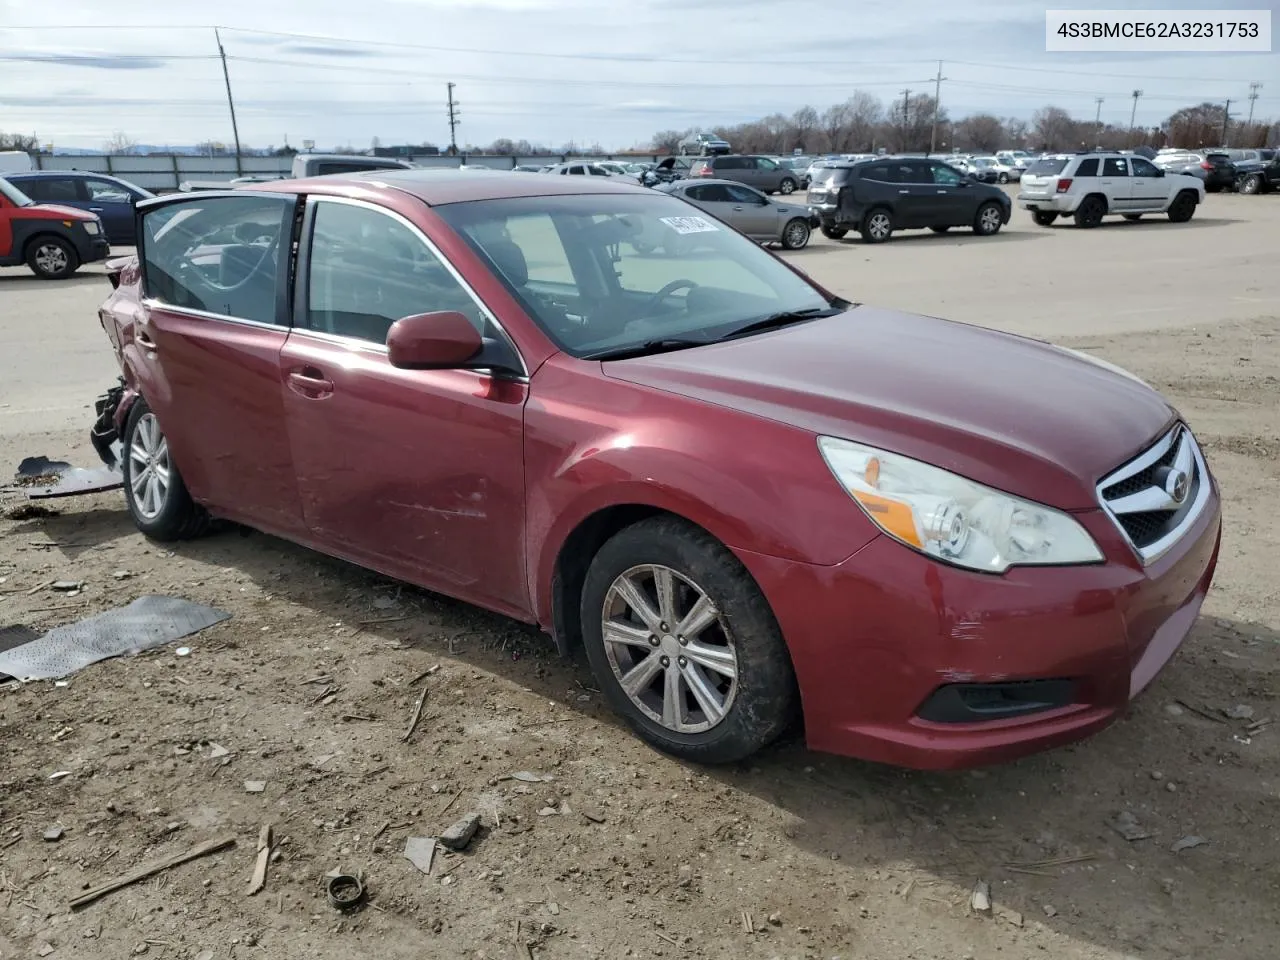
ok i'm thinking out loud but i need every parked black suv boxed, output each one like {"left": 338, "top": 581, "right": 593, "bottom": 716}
{"left": 1200, "top": 152, "right": 1238, "bottom": 193}
{"left": 807, "top": 157, "right": 1012, "bottom": 243}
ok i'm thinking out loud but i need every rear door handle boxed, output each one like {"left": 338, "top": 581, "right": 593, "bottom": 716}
{"left": 898, "top": 189, "right": 910, "bottom": 194}
{"left": 936, "top": 189, "right": 949, "bottom": 194}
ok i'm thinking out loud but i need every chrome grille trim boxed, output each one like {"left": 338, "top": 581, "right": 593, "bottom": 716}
{"left": 1096, "top": 425, "right": 1211, "bottom": 565}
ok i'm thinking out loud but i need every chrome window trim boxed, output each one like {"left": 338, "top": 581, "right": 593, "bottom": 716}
{"left": 300, "top": 194, "right": 529, "bottom": 378}
{"left": 140, "top": 300, "right": 286, "bottom": 331}
{"left": 1096, "top": 424, "right": 1212, "bottom": 565}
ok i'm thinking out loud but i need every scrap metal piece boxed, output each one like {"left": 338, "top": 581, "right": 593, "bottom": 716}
{"left": 0, "top": 596, "right": 230, "bottom": 681}
{"left": 326, "top": 874, "right": 366, "bottom": 910}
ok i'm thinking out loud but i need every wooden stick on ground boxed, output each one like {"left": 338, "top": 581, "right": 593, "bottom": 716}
{"left": 402, "top": 687, "right": 428, "bottom": 743}
{"left": 70, "top": 836, "right": 237, "bottom": 910}
{"left": 247, "top": 824, "right": 272, "bottom": 896}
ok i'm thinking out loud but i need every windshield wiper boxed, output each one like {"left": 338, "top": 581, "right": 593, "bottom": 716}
{"left": 583, "top": 337, "right": 715, "bottom": 361}
{"left": 717, "top": 306, "right": 844, "bottom": 341}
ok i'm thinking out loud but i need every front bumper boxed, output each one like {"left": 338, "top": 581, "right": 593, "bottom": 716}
{"left": 734, "top": 488, "right": 1221, "bottom": 769}
{"left": 77, "top": 235, "right": 111, "bottom": 265}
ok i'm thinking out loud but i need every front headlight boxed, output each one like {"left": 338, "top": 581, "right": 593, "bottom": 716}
{"left": 82, "top": 220, "right": 100, "bottom": 235}
{"left": 817, "top": 437, "right": 1103, "bottom": 573}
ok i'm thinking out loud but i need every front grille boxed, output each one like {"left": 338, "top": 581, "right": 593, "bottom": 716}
{"left": 1097, "top": 425, "right": 1208, "bottom": 563}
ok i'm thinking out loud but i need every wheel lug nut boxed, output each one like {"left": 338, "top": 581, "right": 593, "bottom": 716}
{"left": 678, "top": 656, "right": 686, "bottom": 667}
{"left": 649, "top": 635, "right": 659, "bottom": 646}
{"left": 678, "top": 636, "right": 688, "bottom": 646}
{"left": 659, "top": 656, "right": 670, "bottom": 667}
{"left": 659, "top": 622, "right": 669, "bottom": 632}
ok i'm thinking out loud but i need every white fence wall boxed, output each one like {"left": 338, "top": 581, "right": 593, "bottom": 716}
{"left": 32, "top": 153, "right": 661, "bottom": 191}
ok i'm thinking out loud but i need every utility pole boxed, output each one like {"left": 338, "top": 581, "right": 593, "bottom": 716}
{"left": 1221, "top": 99, "right": 1232, "bottom": 147}
{"left": 1094, "top": 97, "right": 1104, "bottom": 147}
{"left": 899, "top": 88, "right": 910, "bottom": 150}
{"left": 1246, "top": 81, "right": 1262, "bottom": 127}
{"left": 1128, "top": 89, "right": 1143, "bottom": 146}
{"left": 214, "top": 28, "right": 243, "bottom": 177}
{"left": 446, "top": 83, "right": 461, "bottom": 157}
{"left": 928, "top": 61, "right": 946, "bottom": 156}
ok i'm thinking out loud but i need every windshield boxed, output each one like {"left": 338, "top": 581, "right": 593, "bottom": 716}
{"left": 435, "top": 193, "right": 832, "bottom": 358}
{"left": 0, "top": 177, "right": 33, "bottom": 206}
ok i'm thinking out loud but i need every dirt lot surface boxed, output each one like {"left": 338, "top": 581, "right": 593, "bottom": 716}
{"left": 2, "top": 191, "right": 1278, "bottom": 960}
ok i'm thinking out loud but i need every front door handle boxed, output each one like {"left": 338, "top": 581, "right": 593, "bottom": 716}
{"left": 937, "top": 189, "right": 949, "bottom": 194}
{"left": 732, "top": 205, "right": 744, "bottom": 211}
{"left": 287, "top": 369, "right": 334, "bottom": 397}
{"left": 89, "top": 206, "right": 104, "bottom": 212}
{"left": 898, "top": 189, "right": 910, "bottom": 194}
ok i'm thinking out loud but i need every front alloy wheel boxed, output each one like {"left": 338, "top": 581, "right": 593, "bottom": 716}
{"left": 129, "top": 412, "right": 172, "bottom": 520}
{"left": 122, "top": 398, "right": 210, "bottom": 541}
{"left": 27, "top": 237, "right": 78, "bottom": 280}
{"left": 602, "top": 564, "right": 739, "bottom": 735}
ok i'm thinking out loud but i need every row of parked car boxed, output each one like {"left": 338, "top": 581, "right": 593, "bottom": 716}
{"left": 1150, "top": 147, "right": 1279, "bottom": 195}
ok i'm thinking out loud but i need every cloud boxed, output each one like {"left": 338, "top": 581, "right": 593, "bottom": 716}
{"left": 5, "top": 53, "right": 168, "bottom": 70}
{"left": 279, "top": 42, "right": 381, "bottom": 58}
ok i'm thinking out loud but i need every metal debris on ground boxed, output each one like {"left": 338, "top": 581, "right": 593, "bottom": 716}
{"left": 208, "top": 744, "right": 229, "bottom": 759}
{"left": 15, "top": 453, "right": 124, "bottom": 500}
{"left": 438, "top": 811, "right": 481, "bottom": 851}
{"left": 70, "top": 836, "right": 237, "bottom": 910}
{"left": 52, "top": 581, "right": 83, "bottom": 593}
{"left": 508, "top": 771, "right": 552, "bottom": 783}
{"left": 1171, "top": 835, "right": 1210, "bottom": 853}
{"left": 0, "top": 624, "right": 40, "bottom": 655}
{"left": 244, "top": 781, "right": 266, "bottom": 794}
{"left": 1107, "top": 810, "right": 1153, "bottom": 842}
{"left": 404, "top": 837, "right": 437, "bottom": 875}
{"left": 0, "top": 595, "right": 230, "bottom": 682}
{"left": 970, "top": 880, "right": 992, "bottom": 913}
{"left": 325, "top": 873, "right": 366, "bottom": 910}
{"left": 43, "top": 826, "right": 64, "bottom": 842}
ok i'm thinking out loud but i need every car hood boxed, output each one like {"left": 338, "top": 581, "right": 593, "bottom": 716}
{"left": 601, "top": 307, "right": 1176, "bottom": 510}
{"left": 27, "top": 202, "right": 96, "bottom": 221}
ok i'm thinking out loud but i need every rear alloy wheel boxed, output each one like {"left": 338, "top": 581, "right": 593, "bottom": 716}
{"left": 26, "top": 236, "right": 78, "bottom": 280}
{"left": 1122, "top": 214, "right": 1143, "bottom": 221}
{"left": 973, "top": 202, "right": 1004, "bottom": 236}
{"left": 1032, "top": 211, "right": 1058, "bottom": 227}
{"left": 998, "top": 172, "right": 1010, "bottom": 184}
{"left": 1237, "top": 173, "right": 1261, "bottom": 195}
{"left": 1167, "top": 190, "right": 1198, "bottom": 223}
{"left": 820, "top": 224, "right": 849, "bottom": 240}
{"left": 778, "top": 177, "right": 797, "bottom": 195}
{"left": 860, "top": 208, "right": 893, "bottom": 243}
{"left": 1073, "top": 196, "right": 1106, "bottom": 228}
{"left": 780, "top": 218, "right": 811, "bottom": 250}
{"left": 122, "top": 398, "right": 210, "bottom": 541}
{"left": 581, "top": 518, "right": 797, "bottom": 763}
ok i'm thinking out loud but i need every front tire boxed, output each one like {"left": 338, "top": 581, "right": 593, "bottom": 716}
{"left": 1073, "top": 195, "right": 1106, "bottom": 228}
{"left": 973, "top": 202, "right": 1004, "bottom": 236}
{"left": 1237, "top": 173, "right": 1261, "bottom": 195}
{"left": 580, "top": 518, "right": 797, "bottom": 764}
{"left": 778, "top": 177, "right": 797, "bottom": 195}
{"left": 1167, "top": 190, "right": 1197, "bottom": 223}
{"left": 122, "top": 398, "right": 210, "bottom": 541}
{"left": 780, "top": 218, "right": 811, "bottom": 250}
{"left": 1032, "top": 211, "right": 1058, "bottom": 227}
{"left": 26, "top": 236, "right": 79, "bottom": 280}
{"left": 997, "top": 172, "right": 1009, "bottom": 184}
{"left": 820, "top": 224, "right": 848, "bottom": 240}
{"left": 859, "top": 208, "right": 893, "bottom": 243}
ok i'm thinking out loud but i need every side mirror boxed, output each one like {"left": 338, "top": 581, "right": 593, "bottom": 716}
{"left": 1155, "top": 168, "right": 1165, "bottom": 177}
{"left": 387, "top": 311, "right": 483, "bottom": 370}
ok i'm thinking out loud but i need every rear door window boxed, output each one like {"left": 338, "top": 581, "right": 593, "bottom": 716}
{"left": 862, "top": 164, "right": 894, "bottom": 182}
{"left": 1102, "top": 158, "right": 1129, "bottom": 176}
{"left": 725, "top": 184, "right": 765, "bottom": 203}
{"left": 717, "top": 157, "right": 748, "bottom": 170}
{"left": 1026, "top": 158, "right": 1068, "bottom": 176}
{"left": 140, "top": 194, "right": 294, "bottom": 325}
{"left": 1074, "top": 158, "right": 1100, "bottom": 176}
{"left": 20, "top": 177, "right": 82, "bottom": 203}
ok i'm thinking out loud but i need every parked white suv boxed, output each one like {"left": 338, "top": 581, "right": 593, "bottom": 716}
{"left": 1018, "top": 153, "right": 1204, "bottom": 228}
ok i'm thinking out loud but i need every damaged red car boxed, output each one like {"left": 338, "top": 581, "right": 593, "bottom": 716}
{"left": 91, "top": 171, "right": 1221, "bottom": 769}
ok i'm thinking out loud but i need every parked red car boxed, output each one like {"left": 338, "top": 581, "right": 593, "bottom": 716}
{"left": 0, "top": 176, "right": 109, "bottom": 278}
{"left": 91, "top": 171, "right": 1221, "bottom": 769}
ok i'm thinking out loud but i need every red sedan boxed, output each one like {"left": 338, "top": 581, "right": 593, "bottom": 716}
{"left": 91, "top": 170, "right": 1221, "bottom": 769}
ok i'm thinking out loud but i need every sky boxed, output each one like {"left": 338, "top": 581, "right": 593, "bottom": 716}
{"left": 1, "top": 0, "right": 1276, "bottom": 152}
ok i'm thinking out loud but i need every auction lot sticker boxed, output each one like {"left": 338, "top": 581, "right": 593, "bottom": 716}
{"left": 1046, "top": 9, "right": 1271, "bottom": 51}
{"left": 660, "top": 216, "right": 720, "bottom": 235}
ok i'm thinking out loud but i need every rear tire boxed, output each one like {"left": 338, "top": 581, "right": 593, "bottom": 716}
{"left": 25, "top": 236, "right": 79, "bottom": 280}
{"left": 1205, "top": 182, "right": 1221, "bottom": 193}
{"left": 1031, "top": 211, "right": 1058, "bottom": 227}
{"left": 820, "top": 224, "right": 848, "bottom": 240}
{"left": 997, "top": 172, "right": 1009, "bottom": 184}
{"left": 1073, "top": 195, "right": 1106, "bottom": 228}
{"left": 973, "top": 202, "right": 1004, "bottom": 236}
{"left": 122, "top": 398, "right": 210, "bottom": 542}
{"left": 1167, "top": 190, "right": 1198, "bottom": 223}
{"left": 859, "top": 208, "right": 893, "bottom": 243}
{"left": 580, "top": 517, "right": 798, "bottom": 764}
{"left": 778, "top": 177, "right": 797, "bottom": 195}
{"left": 780, "top": 218, "right": 811, "bottom": 250}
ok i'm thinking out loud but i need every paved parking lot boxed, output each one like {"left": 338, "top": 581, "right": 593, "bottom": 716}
{"left": 1, "top": 190, "right": 1278, "bottom": 960}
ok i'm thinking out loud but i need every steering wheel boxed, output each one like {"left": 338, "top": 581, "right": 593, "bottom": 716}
{"left": 642, "top": 279, "right": 698, "bottom": 313}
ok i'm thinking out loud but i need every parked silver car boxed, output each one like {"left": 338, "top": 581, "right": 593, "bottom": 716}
{"left": 652, "top": 178, "right": 816, "bottom": 249}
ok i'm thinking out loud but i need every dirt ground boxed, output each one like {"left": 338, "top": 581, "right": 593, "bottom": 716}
{"left": 1, "top": 191, "right": 1278, "bottom": 960}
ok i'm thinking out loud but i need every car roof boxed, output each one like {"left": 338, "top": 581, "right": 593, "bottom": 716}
{"left": 668, "top": 178, "right": 761, "bottom": 190}
{"left": 252, "top": 168, "right": 649, "bottom": 205}
{"left": 5, "top": 169, "right": 123, "bottom": 179}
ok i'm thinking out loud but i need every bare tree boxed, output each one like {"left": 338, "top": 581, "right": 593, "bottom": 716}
{"left": 954, "top": 114, "right": 1005, "bottom": 152}
{"left": 1031, "top": 106, "right": 1083, "bottom": 152}
{"left": 1164, "top": 102, "right": 1228, "bottom": 148}
{"left": 650, "top": 129, "right": 687, "bottom": 153}
{"left": 0, "top": 132, "right": 39, "bottom": 152}
{"left": 886, "top": 93, "right": 942, "bottom": 152}
{"left": 1003, "top": 117, "right": 1029, "bottom": 148}
{"left": 844, "top": 92, "right": 883, "bottom": 152}
{"left": 790, "top": 106, "right": 820, "bottom": 152}
{"left": 488, "top": 138, "right": 517, "bottom": 155}
{"left": 103, "top": 131, "right": 137, "bottom": 154}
